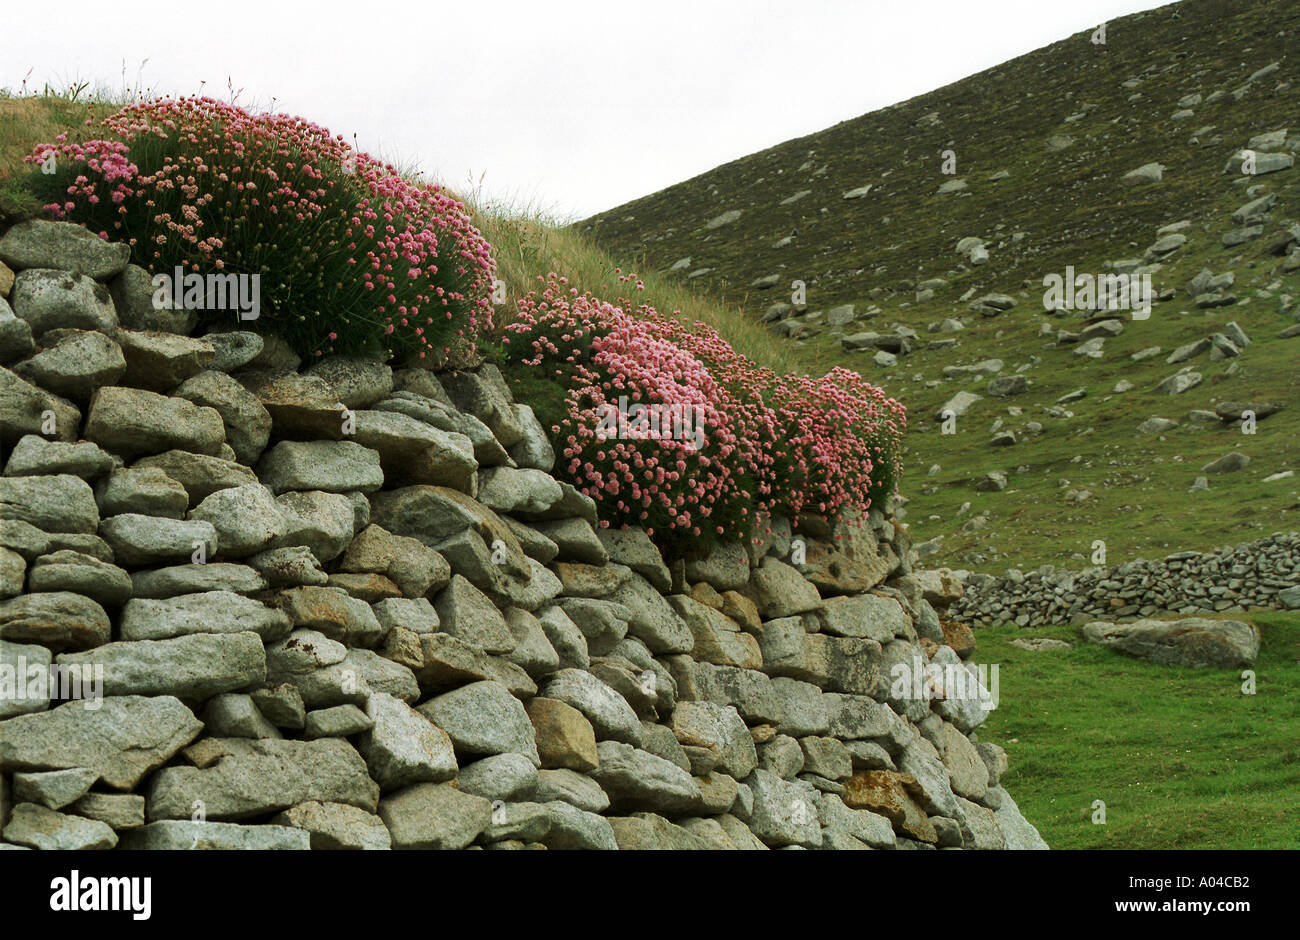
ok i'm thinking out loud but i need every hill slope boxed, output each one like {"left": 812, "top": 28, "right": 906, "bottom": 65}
{"left": 580, "top": 0, "right": 1300, "bottom": 572}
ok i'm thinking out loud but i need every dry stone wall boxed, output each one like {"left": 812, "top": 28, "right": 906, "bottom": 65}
{"left": 952, "top": 532, "right": 1300, "bottom": 627}
{"left": 0, "top": 220, "right": 1045, "bottom": 850}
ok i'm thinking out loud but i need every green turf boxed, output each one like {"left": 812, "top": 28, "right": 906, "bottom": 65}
{"left": 969, "top": 611, "right": 1300, "bottom": 849}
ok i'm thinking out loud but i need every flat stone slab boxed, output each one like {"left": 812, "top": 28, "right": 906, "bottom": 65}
{"left": 1083, "top": 618, "right": 1259, "bottom": 668}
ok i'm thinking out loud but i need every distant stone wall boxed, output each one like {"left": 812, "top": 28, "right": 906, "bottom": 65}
{"left": 951, "top": 532, "right": 1300, "bottom": 627}
{"left": 0, "top": 220, "right": 1044, "bottom": 850}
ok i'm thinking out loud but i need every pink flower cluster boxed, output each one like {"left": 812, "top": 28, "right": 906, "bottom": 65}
{"left": 29, "top": 96, "right": 496, "bottom": 359}
{"left": 505, "top": 274, "right": 906, "bottom": 544}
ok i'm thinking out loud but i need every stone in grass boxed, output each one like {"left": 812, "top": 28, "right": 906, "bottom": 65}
{"left": 1201, "top": 452, "right": 1249, "bottom": 474}
{"left": 1082, "top": 618, "right": 1259, "bottom": 668}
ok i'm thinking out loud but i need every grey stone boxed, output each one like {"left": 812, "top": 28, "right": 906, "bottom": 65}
{"left": 274, "top": 490, "right": 357, "bottom": 563}
{"left": 434, "top": 575, "right": 516, "bottom": 654}
{"left": 57, "top": 631, "right": 265, "bottom": 700}
{"left": 72, "top": 792, "right": 146, "bottom": 830}
{"left": 3, "top": 435, "right": 116, "bottom": 480}
{"left": 85, "top": 387, "right": 225, "bottom": 460}
{"left": 537, "top": 800, "right": 617, "bottom": 849}
{"left": 146, "top": 737, "right": 379, "bottom": 820}
{"left": 10, "top": 269, "right": 118, "bottom": 336}
{"left": 540, "top": 668, "right": 643, "bottom": 745}
{"left": 592, "top": 740, "right": 701, "bottom": 814}
{"left": 457, "top": 753, "right": 539, "bottom": 802}
{"left": 328, "top": 686, "right": 437, "bottom": 759}
{"left": 131, "top": 563, "right": 267, "bottom": 598}
{"left": 1083, "top": 618, "right": 1259, "bottom": 667}
{"left": 378, "top": 782, "right": 492, "bottom": 850}
{"left": 174, "top": 371, "right": 273, "bottom": 465}
{"left": 100, "top": 514, "right": 217, "bottom": 567}
{"left": 12, "top": 767, "right": 98, "bottom": 809}
{"left": 201, "top": 693, "right": 282, "bottom": 739}
{"left": 12, "top": 330, "right": 125, "bottom": 402}
{"left": 95, "top": 466, "right": 189, "bottom": 519}
{"left": 418, "top": 680, "right": 540, "bottom": 765}
{"left": 257, "top": 440, "right": 383, "bottom": 494}
{"left": 3, "top": 802, "right": 117, "bottom": 849}
{"left": 0, "top": 367, "right": 81, "bottom": 444}
{"left": 187, "top": 482, "right": 287, "bottom": 558}
{"left": 27, "top": 551, "right": 131, "bottom": 607}
{"left": 119, "top": 820, "right": 309, "bottom": 850}
{"left": 0, "top": 221, "right": 130, "bottom": 279}
{"left": 0, "top": 695, "right": 202, "bottom": 790}
{"left": 1, "top": 474, "right": 98, "bottom": 533}
{"left": 271, "top": 801, "right": 391, "bottom": 850}
{"left": 0, "top": 639, "right": 50, "bottom": 717}
{"left": 0, "top": 591, "right": 110, "bottom": 651}
{"left": 302, "top": 356, "right": 393, "bottom": 409}
{"left": 743, "top": 769, "right": 822, "bottom": 847}
{"left": 203, "top": 331, "right": 264, "bottom": 372}
{"left": 533, "top": 768, "right": 609, "bottom": 812}
{"left": 120, "top": 591, "right": 289, "bottom": 642}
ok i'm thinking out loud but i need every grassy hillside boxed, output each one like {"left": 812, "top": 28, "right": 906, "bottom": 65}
{"left": 580, "top": 0, "right": 1300, "bottom": 572}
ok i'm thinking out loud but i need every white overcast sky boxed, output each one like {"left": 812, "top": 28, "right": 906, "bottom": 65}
{"left": 3, "top": 0, "right": 1170, "bottom": 221}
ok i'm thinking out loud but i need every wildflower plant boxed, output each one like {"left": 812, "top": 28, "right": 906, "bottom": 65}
{"left": 26, "top": 96, "right": 496, "bottom": 360}
{"left": 503, "top": 273, "right": 906, "bottom": 552}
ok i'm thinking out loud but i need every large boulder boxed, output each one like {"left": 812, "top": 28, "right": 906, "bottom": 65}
{"left": 1082, "top": 618, "right": 1260, "bottom": 668}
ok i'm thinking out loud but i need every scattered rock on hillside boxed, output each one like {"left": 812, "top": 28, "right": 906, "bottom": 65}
{"left": 1082, "top": 618, "right": 1259, "bottom": 668}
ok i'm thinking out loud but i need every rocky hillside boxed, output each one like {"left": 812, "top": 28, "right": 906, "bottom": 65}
{"left": 580, "top": 0, "right": 1300, "bottom": 573}
{"left": 0, "top": 220, "right": 1044, "bottom": 850}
